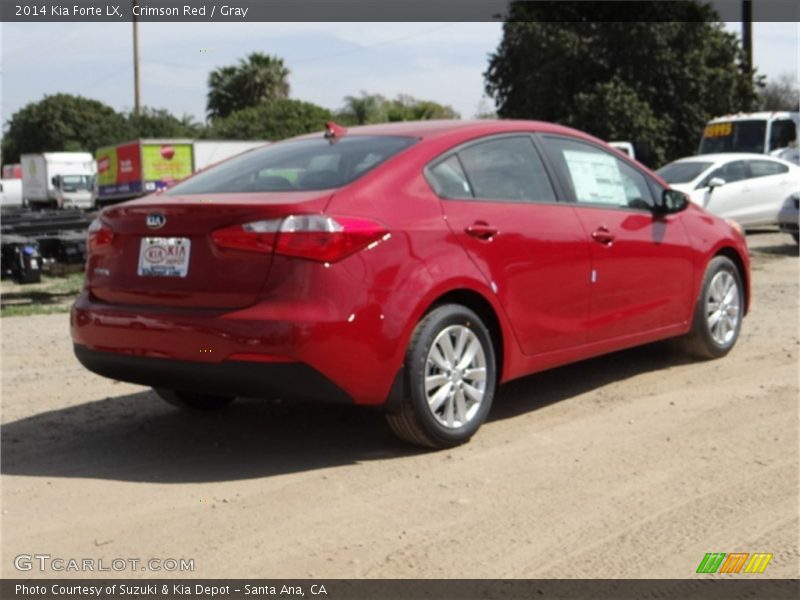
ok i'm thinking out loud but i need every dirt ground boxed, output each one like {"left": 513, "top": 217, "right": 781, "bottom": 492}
{"left": 1, "top": 231, "right": 797, "bottom": 579}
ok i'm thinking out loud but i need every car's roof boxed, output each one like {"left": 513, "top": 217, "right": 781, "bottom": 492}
{"left": 708, "top": 111, "right": 798, "bottom": 123}
{"left": 676, "top": 153, "right": 771, "bottom": 162}
{"left": 673, "top": 153, "right": 792, "bottom": 164}
{"left": 297, "top": 119, "right": 593, "bottom": 141}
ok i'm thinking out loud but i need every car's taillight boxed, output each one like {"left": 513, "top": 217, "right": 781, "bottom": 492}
{"left": 87, "top": 218, "right": 114, "bottom": 254}
{"left": 211, "top": 215, "right": 389, "bottom": 262}
{"left": 211, "top": 219, "right": 280, "bottom": 254}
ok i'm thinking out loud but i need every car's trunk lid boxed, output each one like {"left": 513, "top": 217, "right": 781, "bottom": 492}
{"left": 88, "top": 192, "right": 333, "bottom": 309}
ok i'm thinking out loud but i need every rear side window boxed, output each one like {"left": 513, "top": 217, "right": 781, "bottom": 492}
{"left": 427, "top": 155, "right": 473, "bottom": 199}
{"left": 455, "top": 137, "right": 556, "bottom": 203}
{"left": 748, "top": 159, "right": 789, "bottom": 178}
{"left": 168, "top": 136, "right": 416, "bottom": 195}
{"left": 544, "top": 137, "right": 654, "bottom": 210}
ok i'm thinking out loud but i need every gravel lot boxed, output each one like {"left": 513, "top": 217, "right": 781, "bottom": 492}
{"left": 1, "top": 231, "right": 797, "bottom": 579}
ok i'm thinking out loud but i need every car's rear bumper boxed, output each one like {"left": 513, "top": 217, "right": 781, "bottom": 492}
{"left": 70, "top": 290, "right": 407, "bottom": 406}
{"left": 777, "top": 201, "right": 799, "bottom": 233}
{"left": 73, "top": 343, "right": 352, "bottom": 403}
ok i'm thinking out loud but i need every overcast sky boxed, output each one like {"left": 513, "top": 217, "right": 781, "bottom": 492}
{"left": 1, "top": 20, "right": 797, "bottom": 126}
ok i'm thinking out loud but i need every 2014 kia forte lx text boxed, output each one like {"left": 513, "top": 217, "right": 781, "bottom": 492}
{"left": 71, "top": 120, "right": 750, "bottom": 448}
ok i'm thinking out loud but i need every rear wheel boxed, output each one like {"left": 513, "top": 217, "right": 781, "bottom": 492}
{"left": 684, "top": 256, "right": 744, "bottom": 359}
{"left": 155, "top": 388, "right": 235, "bottom": 410}
{"left": 386, "top": 304, "right": 496, "bottom": 449}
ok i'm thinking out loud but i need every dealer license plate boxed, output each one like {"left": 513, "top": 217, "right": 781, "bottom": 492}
{"left": 137, "top": 237, "right": 191, "bottom": 277}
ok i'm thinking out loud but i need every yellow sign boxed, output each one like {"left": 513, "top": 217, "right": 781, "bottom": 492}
{"left": 704, "top": 122, "right": 733, "bottom": 138}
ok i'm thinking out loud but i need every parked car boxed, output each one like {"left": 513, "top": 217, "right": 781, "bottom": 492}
{"left": 608, "top": 141, "right": 635, "bottom": 159}
{"left": 656, "top": 153, "right": 800, "bottom": 228}
{"left": 71, "top": 120, "right": 750, "bottom": 448}
{"left": 778, "top": 192, "right": 799, "bottom": 244}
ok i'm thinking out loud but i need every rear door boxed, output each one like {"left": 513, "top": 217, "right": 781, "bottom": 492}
{"left": 740, "top": 159, "right": 795, "bottom": 225}
{"left": 429, "top": 135, "right": 592, "bottom": 355}
{"left": 539, "top": 135, "right": 694, "bottom": 343}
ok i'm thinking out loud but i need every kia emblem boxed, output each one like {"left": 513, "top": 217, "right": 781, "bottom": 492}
{"left": 146, "top": 213, "right": 166, "bottom": 229}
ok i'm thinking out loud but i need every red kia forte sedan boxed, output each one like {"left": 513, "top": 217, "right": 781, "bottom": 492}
{"left": 72, "top": 120, "right": 750, "bottom": 448}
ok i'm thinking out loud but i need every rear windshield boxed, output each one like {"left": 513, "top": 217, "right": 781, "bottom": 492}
{"left": 168, "top": 136, "right": 417, "bottom": 195}
{"left": 655, "top": 161, "right": 713, "bottom": 184}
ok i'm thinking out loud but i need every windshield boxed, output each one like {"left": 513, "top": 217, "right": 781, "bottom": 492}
{"left": 60, "top": 175, "right": 92, "bottom": 192}
{"left": 168, "top": 136, "right": 417, "bottom": 195}
{"left": 655, "top": 161, "right": 713, "bottom": 184}
{"left": 698, "top": 120, "right": 767, "bottom": 154}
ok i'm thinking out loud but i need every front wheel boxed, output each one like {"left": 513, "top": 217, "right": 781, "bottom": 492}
{"left": 155, "top": 388, "right": 235, "bottom": 410}
{"left": 386, "top": 304, "right": 496, "bottom": 449}
{"left": 684, "top": 256, "right": 744, "bottom": 359}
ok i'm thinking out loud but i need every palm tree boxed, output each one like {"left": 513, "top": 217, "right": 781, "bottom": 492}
{"left": 207, "top": 53, "right": 291, "bottom": 120}
{"left": 339, "top": 92, "right": 387, "bottom": 125}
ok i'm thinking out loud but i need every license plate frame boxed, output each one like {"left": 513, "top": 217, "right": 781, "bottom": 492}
{"left": 137, "top": 237, "right": 191, "bottom": 278}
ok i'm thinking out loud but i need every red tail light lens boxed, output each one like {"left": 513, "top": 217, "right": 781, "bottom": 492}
{"left": 88, "top": 218, "right": 114, "bottom": 254}
{"left": 211, "top": 219, "right": 280, "bottom": 254}
{"left": 212, "top": 215, "right": 388, "bottom": 262}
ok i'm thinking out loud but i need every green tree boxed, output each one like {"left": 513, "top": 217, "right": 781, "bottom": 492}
{"left": 127, "top": 107, "right": 203, "bottom": 138}
{"left": 386, "top": 94, "right": 460, "bottom": 121}
{"left": 758, "top": 73, "right": 800, "bottom": 111}
{"left": 335, "top": 92, "right": 459, "bottom": 125}
{"left": 205, "top": 99, "right": 331, "bottom": 141}
{"left": 336, "top": 92, "right": 388, "bottom": 125}
{"left": 484, "top": 1, "right": 759, "bottom": 165}
{"left": 207, "top": 53, "right": 291, "bottom": 120}
{"left": 2, "top": 94, "right": 130, "bottom": 164}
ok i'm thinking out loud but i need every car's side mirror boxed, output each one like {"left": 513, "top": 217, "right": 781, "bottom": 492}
{"left": 51, "top": 175, "right": 60, "bottom": 187}
{"left": 657, "top": 189, "right": 689, "bottom": 214}
{"left": 708, "top": 177, "right": 725, "bottom": 189}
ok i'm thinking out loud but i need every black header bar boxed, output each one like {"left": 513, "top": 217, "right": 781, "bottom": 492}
{"left": 2, "top": 1, "right": 799, "bottom": 23}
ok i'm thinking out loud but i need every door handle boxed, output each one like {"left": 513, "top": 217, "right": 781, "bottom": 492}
{"left": 465, "top": 222, "right": 498, "bottom": 241}
{"left": 591, "top": 226, "right": 615, "bottom": 245}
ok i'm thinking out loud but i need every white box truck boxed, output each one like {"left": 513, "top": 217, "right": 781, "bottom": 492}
{"left": 21, "top": 152, "right": 97, "bottom": 209}
{"left": 193, "top": 140, "right": 266, "bottom": 171}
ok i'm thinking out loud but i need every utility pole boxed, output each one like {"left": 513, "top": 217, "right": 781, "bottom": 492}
{"left": 132, "top": 0, "right": 141, "bottom": 114}
{"left": 742, "top": 0, "right": 753, "bottom": 74}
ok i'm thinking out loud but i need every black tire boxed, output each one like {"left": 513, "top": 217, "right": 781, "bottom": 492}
{"left": 792, "top": 232, "right": 799, "bottom": 245}
{"left": 155, "top": 388, "right": 235, "bottom": 410}
{"left": 684, "top": 256, "right": 744, "bottom": 359}
{"left": 386, "top": 304, "right": 496, "bottom": 449}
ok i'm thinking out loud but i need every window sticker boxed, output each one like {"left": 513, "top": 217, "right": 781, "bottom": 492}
{"left": 563, "top": 150, "right": 626, "bottom": 205}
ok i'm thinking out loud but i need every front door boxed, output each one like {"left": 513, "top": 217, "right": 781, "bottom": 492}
{"left": 540, "top": 135, "right": 695, "bottom": 343}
